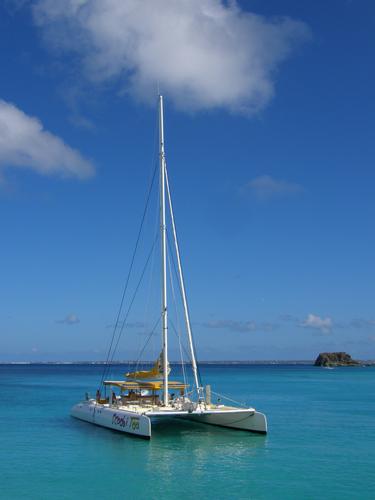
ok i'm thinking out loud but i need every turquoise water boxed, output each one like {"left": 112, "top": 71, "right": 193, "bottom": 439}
{"left": 1, "top": 364, "right": 374, "bottom": 499}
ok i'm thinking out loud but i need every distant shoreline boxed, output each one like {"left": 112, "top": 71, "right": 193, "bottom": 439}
{"left": 1, "top": 360, "right": 374, "bottom": 365}
{"left": 1, "top": 360, "right": 314, "bottom": 365}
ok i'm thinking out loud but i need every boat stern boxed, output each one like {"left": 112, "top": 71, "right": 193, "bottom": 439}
{"left": 183, "top": 407, "right": 268, "bottom": 434}
{"left": 71, "top": 400, "right": 152, "bottom": 439}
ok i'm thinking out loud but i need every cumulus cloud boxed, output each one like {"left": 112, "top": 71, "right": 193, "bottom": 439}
{"left": 57, "top": 313, "right": 80, "bottom": 325}
{"left": 300, "top": 314, "right": 333, "bottom": 334}
{"left": 282, "top": 314, "right": 375, "bottom": 333}
{"left": 0, "top": 99, "right": 94, "bottom": 179}
{"left": 203, "top": 319, "right": 276, "bottom": 333}
{"left": 243, "top": 175, "right": 303, "bottom": 200}
{"left": 32, "top": 0, "right": 310, "bottom": 113}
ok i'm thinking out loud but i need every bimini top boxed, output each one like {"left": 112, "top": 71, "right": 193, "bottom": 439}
{"left": 103, "top": 380, "right": 188, "bottom": 391}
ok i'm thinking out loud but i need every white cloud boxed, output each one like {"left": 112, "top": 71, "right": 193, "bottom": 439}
{"left": 57, "top": 313, "right": 80, "bottom": 325}
{"left": 244, "top": 175, "right": 303, "bottom": 200}
{"left": 0, "top": 99, "right": 94, "bottom": 179}
{"left": 33, "top": 0, "right": 310, "bottom": 113}
{"left": 300, "top": 314, "right": 333, "bottom": 334}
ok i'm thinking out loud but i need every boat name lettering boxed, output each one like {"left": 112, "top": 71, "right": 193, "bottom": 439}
{"left": 112, "top": 414, "right": 140, "bottom": 431}
{"left": 112, "top": 413, "right": 129, "bottom": 428}
{"left": 131, "top": 417, "right": 140, "bottom": 430}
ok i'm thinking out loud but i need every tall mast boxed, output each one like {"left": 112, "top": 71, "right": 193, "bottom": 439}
{"left": 159, "top": 95, "right": 168, "bottom": 406}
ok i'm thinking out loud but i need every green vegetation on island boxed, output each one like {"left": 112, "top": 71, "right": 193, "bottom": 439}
{"left": 314, "top": 352, "right": 361, "bottom": 367}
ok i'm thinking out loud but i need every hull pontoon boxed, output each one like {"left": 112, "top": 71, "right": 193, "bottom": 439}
{"left": 71, "top": 399, "right": 267, "bottom": 439}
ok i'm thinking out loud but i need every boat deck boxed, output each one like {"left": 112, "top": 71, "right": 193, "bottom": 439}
{"left": 95, "top": 399, "right": 255, "bottom": 417}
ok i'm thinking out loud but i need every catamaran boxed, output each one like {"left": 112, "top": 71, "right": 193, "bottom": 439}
{"left": 71, "top": 96, "right": 267, "bottom": 439}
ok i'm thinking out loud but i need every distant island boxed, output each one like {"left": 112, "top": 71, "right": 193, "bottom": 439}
{"left": 314, "top": 352, "right": 361, "bottom": 367}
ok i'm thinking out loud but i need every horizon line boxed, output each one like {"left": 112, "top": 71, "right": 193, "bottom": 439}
{"left": 1, "top": 359, "right": 374, "bottom": 365}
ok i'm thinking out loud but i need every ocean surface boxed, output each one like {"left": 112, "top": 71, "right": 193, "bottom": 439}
{"left": 0, "top": 363, "right": 374, "bottom": 499}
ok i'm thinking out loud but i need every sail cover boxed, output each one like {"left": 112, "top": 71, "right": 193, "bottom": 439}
{"left": 126, "top": 350, "right": 171, "bottom": 380}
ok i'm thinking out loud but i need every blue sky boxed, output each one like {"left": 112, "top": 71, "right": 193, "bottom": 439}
{"left": 0, "top": 0, "right": 374, "bottom": 361}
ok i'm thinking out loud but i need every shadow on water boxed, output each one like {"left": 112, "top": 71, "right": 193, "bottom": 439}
{"left": 145, "top": 418, "right": 268, "bottom": 491}
{"left": 151, "top": 416, "right": 266, "bottom": 440}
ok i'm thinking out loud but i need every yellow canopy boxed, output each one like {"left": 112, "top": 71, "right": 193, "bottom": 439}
{"left": 103, "top": 380, "right": 188, "bottom": 391}
{"left": 125, "top": 351, "right": 170, "bottom": 380}
{"left": 125, "top": 365, "right": 161, "bottom": 380}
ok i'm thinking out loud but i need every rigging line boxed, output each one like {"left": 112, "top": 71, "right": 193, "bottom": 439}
{"left": 168, "top": 318, "right": 193, "bottom": 367}
{"left": 164, "top": 169, "right": 203, "bottom": 390}
{"left": 165, "top": 165, "right": 202, "bottom": 368}
{"left": 168, "top": 318, "right": 193, "bottom": 395}
{"left": 100, "top": 232, "right": 159, "bottom": 386}
{"left": 133, "top": 315, "right": 161, "bottom": 372}
{"left": 166, "top": 234, "right": 197, "bottom": 371}
{"left": 167, "top": 249, "right": 187, "bottom": 383}
{"left": 145, "top": 172, "right": 161, "bottom": 364}
{"left": 167, "top": 242, "right": 187, "bottom": 387}
{"left": 211, "top": 390, "right": 247, "bottom": 408}
{"left": 166, "top": 232, "right": 183, "bottom": 300}
{"left": 99, "top": 160, "right": 158, "bottom": 386}
{"left": 137, "top": 196, "right": 158, "bottom": 365}
{"left": 101, "top": 114, "right": 159, "bottom": 384}
{"left": 107, "top": 233, "right": 159, "bottom": 365}
{"left": 166, "top": 232, "right": 203, "bottom": 388}
{"left": 166, "top": 235, "right": 192, "bottom": 361}
{"left": 104, "top": 233, "right": 159, "bottom": 376}
{"left": 131, "top": 102, "right": 165, "bottom": 375}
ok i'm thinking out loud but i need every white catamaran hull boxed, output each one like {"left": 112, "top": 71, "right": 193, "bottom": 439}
{"left": 180, "top": 409, "right": 267, "bottom": 434}
{"left": 71, "top": 401, "right": 152, "bottom": 439}
{"left": 71, "top": 401, "right": 267, "bottom": 438}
